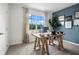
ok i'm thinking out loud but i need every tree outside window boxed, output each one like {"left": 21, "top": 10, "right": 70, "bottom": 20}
{"left": 28, "top": 15, "right": 44, "bottom": 30}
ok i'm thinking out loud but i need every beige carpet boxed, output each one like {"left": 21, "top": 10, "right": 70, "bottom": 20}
{"left": 6, "top": 41, "right": 79, "bottom": 55}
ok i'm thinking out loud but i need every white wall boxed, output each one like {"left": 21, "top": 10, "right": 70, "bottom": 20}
{"left": 9, "top": 4, "right": 24, "bottom": 45}
{"left": 48, "top": 11, "right": 53, "bottom": 19}
{"left": 0, "top": 3, "right": 9, "bottom": 55}
{"left": 28, "top": 9, "right": 45, "bottom": 16}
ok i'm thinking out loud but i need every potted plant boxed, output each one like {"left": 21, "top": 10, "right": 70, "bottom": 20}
{"left": 49, "top": 16, "right": 61, "bottom": 34}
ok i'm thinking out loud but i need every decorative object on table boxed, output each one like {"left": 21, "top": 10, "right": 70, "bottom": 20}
{"left": 49, "top": 16, "right": 61, "bottom": 31}
{"left": 73, "top": 19, "right": 79, "bottom": 26}
{"left": 58, "top": 15, "right": 64, "bottom": 26}
{"left": 43, "top": 27, "right": 49, "bottom": 33}
{"left": 65, "top": 15, "right": 72, "bottom": 29}
{"left": 52, "top": 31, "right": 56, "bottom": 35}
{"left": 75, "top": 11, "right": 79, "bottom": 19}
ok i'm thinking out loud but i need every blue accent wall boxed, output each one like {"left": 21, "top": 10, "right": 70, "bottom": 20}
{"left": 53, "top": 4, "right": 79, "bottom": 44}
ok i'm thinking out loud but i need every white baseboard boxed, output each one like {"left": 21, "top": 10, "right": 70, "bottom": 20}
{"left": 63, "top": 40, "right": 79, "bottom": 46}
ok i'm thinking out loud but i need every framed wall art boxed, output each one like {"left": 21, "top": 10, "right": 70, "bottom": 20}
{"left": 58, "top": 15, "right": 64, "bottom": 21}
{"left": 75, "top": 11, "right": 79, "bottom": 19}
{"left": 65, "top": 21, "right": 72, "bottom": 28}
{"left": 74, "top": 19, "right": 79, "bottom": 26}
{"left": 58, "top": 15, "right": 64, "bottom": 26}
{"left": 66, "top": 16, "right": 72, "bottom": 21}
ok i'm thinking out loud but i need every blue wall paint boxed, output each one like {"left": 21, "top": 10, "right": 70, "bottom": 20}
{"left": 53, "top": 4, "right": 79, "bottom": 44}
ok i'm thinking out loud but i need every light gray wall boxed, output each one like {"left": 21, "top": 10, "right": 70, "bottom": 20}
{"left": 9, "top": 4, "right": 24, "bottom": 45}
{"left": 28, "top": 9, "right": 45, "bottom": 16}
{"left": 48, "top": 11, "right": 53, "bottom": 19}
{"left": 0, "top": 3, "right": 9, "bottom": 55}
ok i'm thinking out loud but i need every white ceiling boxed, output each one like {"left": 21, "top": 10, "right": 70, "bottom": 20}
{"left": 23, "top": 3, "right": 76, "bottom": 12}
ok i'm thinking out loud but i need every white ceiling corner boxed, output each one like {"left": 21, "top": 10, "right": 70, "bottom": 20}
{"left": 22, "top": 3, "right": 76, "bottom": 12}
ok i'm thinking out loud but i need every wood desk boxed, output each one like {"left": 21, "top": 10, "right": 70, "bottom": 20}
{"left": 32, "top": 32, "right": 64, "bottom": 55}
{"left": 32, "top": 33, "right": 51, "bottom": 55}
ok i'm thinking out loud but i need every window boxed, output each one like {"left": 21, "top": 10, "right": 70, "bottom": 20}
{"left": 28, "top": 15, "right": 44, "bottom": 30}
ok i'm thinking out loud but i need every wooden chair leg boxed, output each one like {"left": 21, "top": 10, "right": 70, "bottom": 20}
{"left": 38, "top": 39, "right": 41, "bottom": 50}
{"left": 49, "top": 37, "right": 54, "bottom": 45}
{"left": 49, "top": 38, "right": 51, "bottom": 45}
{"left": 42, "top": 45, "right": 44, "bottom": 54}
{"left": 45, "top": 39, "right": 49, "bottom": 55}
{"left": 41, "top": 38, "right": 49, "bottom": 55}
{"left": 34, "top": 37, "right": 37, "bottom": 50}
{"left": 58, "top": 37, "right": 64, "bottom": 50}
{"left": 59, "top": 37, "right": 64, "bottom": 50}
{"left": 56, "top": 37, "right": 60, "bottom": 50}
{"left": 41, "top": 39, "right": 45, "bottom": 55}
